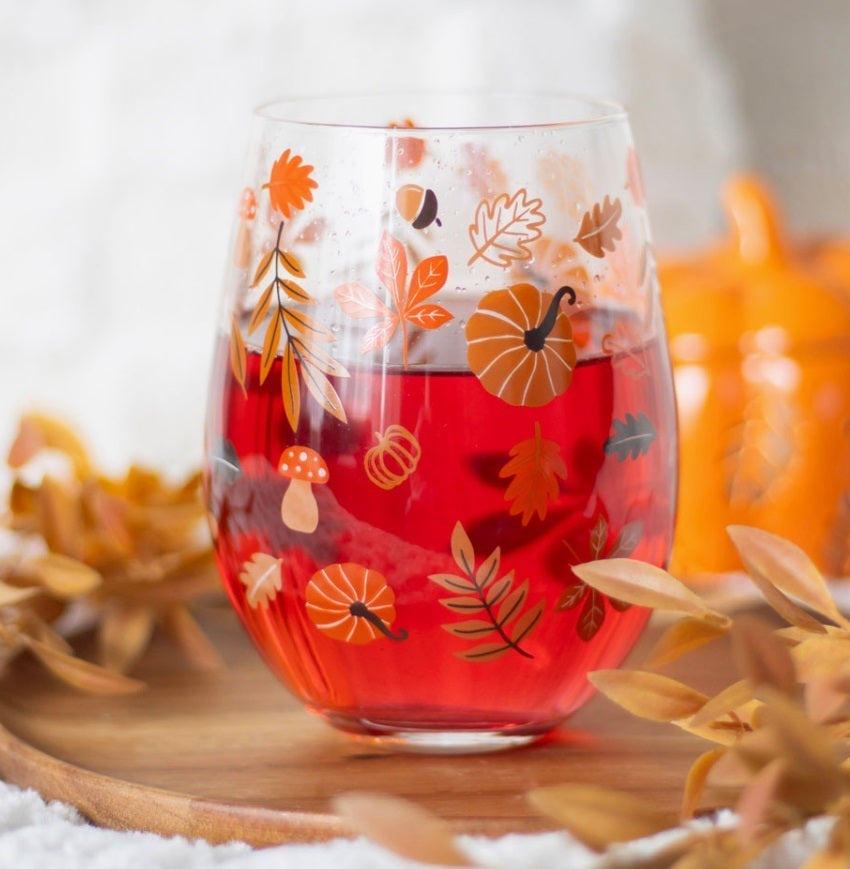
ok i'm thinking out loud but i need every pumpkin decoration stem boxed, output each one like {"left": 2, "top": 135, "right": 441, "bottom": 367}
{"left": 348, "top": 601, "right": 409, "bottom": 641}
{"left": 723, "top": 176, "right": 785, "bottom": 267}
{"left": 523, "top": 285, "right": 577, "bottom": 352}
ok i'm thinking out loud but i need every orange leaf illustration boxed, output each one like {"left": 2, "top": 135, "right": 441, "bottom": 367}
{"left": 238, "top": 553, "right": 283, "bottom": 609}
{"left": 280, "top": 342, "right": 300, "bottom": 432}
{"left": 404, "top": 304, "right": 452, "bottom": 330}
{"left": 335, "top": 233, "right": 452, "bottom": 367}
{"left": 260, "top": 310, "right": 282, "bottom": 385}
{"left": 248, "top": 283, "right": 274, "bottom": 335}
{"left": 335, "top": 282, "right": 393, "bottom": 320}
{"left": 377, "top": 231, "right": 407, "bottom": 312}
{"left": 361, "top": 317, "right": 399, "bottom": 354}
{"left": 406, "top": 255, "right": 449, "bottom": 310}
{"left": 263, "top": 149, "right": 318, "bottom": 219}
{"left": 300, "top": 360, "right": 347, "bottom": 424}
{"left": 499, "top": 423, "right": 567, "bottom": 525}
{"left": 468, "top": 188, "right": 546, "bottom": 267}
{"left": 574, "top": 195, "right": 623, "bottom": 258}
{"left": 229, "top": 314, "right": 247, "bottom": 397}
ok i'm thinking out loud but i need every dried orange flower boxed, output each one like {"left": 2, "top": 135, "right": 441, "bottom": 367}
{"left": 0, "top": 412, "right": 221, "bottom": 693}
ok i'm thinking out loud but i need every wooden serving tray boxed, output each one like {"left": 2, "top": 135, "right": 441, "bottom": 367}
{"left": 0, "top": 606, "right": 729, "bottom": 847}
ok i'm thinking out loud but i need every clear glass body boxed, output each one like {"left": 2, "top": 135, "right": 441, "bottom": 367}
{"left": 204, "top": 93, "right": 678, "bottom": 752}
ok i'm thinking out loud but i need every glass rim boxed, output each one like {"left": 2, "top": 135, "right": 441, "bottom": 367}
{"left": 253, "top": 90, "right": 628, "bottom": 133}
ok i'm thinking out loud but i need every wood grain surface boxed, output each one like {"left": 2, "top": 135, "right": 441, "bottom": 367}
{"left": 0, "top": 606, "right": 734, "bottom": 847}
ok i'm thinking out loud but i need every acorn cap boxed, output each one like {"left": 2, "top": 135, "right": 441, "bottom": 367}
{"left": 278, "top": 446, "right": 329, "bottom": 483}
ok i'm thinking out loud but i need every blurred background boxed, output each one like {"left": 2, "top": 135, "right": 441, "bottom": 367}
{"left": 1, "top": 0, "right": 848, "bottom": 473}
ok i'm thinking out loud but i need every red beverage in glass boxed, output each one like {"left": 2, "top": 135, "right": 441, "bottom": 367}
{"left": 207, "top": 92, "right": 677, "bottom": 751}
{"left": 205, "top": 320, "right": 676, "bottom": 747}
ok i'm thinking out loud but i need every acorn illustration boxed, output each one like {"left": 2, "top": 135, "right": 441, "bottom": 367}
{"left": 396, "top": 184, "right": 441, "bottom": 229}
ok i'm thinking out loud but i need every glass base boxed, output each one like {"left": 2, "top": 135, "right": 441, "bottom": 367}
{"left": 320, "top": 710, "right": 553, "bottom": 754}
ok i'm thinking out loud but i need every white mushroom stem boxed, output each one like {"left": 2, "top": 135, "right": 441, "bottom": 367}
{"left": 280, "top": 479, "right": 319, "bottom": 533}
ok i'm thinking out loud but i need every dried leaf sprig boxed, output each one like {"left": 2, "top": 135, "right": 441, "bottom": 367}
{"left": 527, "top": 525, "right": 850, "bottom": 866}
{"left": 1, "top": 412, "right": 222, "bottom": 693}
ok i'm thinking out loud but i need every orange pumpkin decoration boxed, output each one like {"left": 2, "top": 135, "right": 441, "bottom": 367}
{"left": 465, "top": 283, "right": 577, "bottom": 407}
{"left": 305, "top": 563, "right": 407, "bottom": 644}
{"left": 364, "top": 425, "right": 421, "bottom": 490}
{"left": 661, "top": 175, "right": 850, "bottom": 577}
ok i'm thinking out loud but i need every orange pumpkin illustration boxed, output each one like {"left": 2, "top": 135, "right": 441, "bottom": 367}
{"left": 465, "top": 283, "right": 577, "bottom": 406}
{"left": 305, "top": 563, "right": 407, "bottom": 644}
{"left": 364, "top": 425, "right": 421, "bottom": 490}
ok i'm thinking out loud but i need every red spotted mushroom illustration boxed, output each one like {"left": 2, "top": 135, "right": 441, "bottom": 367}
{"left": 306, "top": 562, "right": 407, "bottom": 644}
{"left": 278, "top": 446, "right": 329, "bottom": 533}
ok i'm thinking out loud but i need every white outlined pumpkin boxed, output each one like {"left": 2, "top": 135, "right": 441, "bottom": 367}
{"left": 364, "top": 425, "right": 421, "bottom": 490}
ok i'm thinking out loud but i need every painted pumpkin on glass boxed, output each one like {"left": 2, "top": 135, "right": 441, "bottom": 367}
{"left": 465, "top": 283, "right": 577, "bottom": 407}
{"left": 364, "top": 425, "right": 421, "bottom": 491}
{"left": 661, "top": 175, "right": 850, "bottom": 577}
{"left": 305, "top": 563, "right": 407, "bottom": 644}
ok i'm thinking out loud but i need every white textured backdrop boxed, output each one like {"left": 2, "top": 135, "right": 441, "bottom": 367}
{"left": 0, "top": 0, "right": 749, "bottom": 473}
{"left": 4, "top": 0, "right": 850, "bottom": 472}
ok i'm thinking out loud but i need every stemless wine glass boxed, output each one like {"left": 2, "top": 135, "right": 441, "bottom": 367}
{"left": 204, "top": 93, "right": 677, "bottom": 752}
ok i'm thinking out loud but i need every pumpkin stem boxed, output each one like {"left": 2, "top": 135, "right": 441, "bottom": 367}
{"left": 349, "top": 601, "right": 408, "bottom": 641}
{"left": 724, "top": 175, "right": 785, "bottom": 267}
{"left": 523, "top": 285, "right": 576, "bottom": 352}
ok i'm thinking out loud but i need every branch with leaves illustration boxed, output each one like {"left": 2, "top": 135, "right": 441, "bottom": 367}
{"left": 231, "top": 220, "right": 350, "bottom": 430}
{"left": 428, "top": 521, "right": 545, "bottom": 661}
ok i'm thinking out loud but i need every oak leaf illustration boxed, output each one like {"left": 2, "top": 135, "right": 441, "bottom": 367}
{"left": 468, "top": 189, "right": 546, "bottom": 267}
{"left": 574, "top": 195, "right": 623, "bottom": 258}
{"left": 239, "top": 553, "right": 283, "bottom": 609}
{"left": 263, "top": 149, "right": 318, "bottom": 218}
{"left": 335, "top": 231, "right": 452, "bottom": 368}
{"left": 604, "top": 413, "right": 657, "bottom": 461}
{"left": 499, "top": 423, "right": 567, "bottom": 525}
